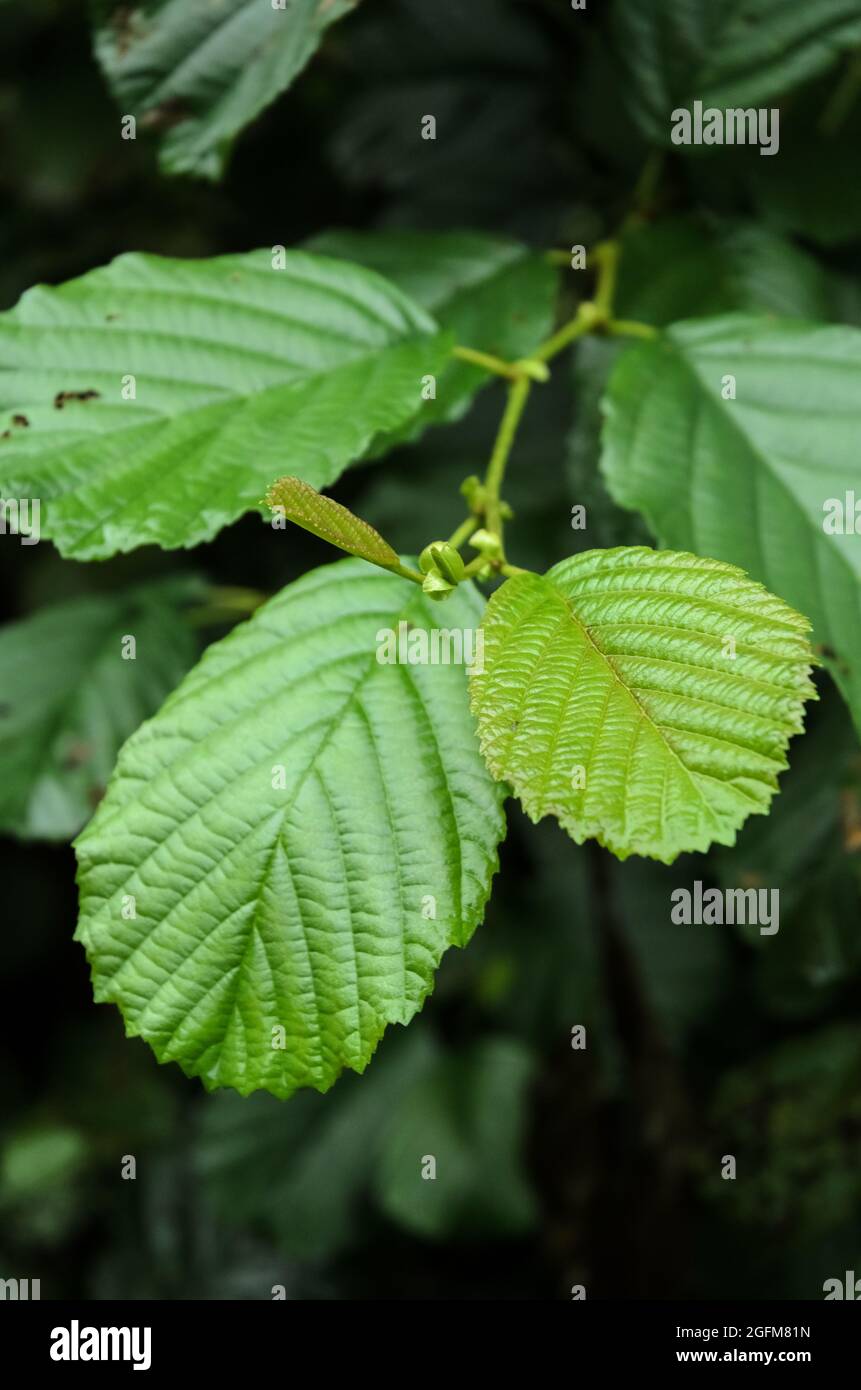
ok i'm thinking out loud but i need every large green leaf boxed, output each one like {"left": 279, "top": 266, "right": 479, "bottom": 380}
{"left": 600, "top": 316, "right": 861, "bottom": 734}
{"left": 0, "top": 249, "right": 449, "bottom": 560}
{"left": 91, "top": 0, "right": 359, "bottom": 180}
{"left": 470, "top": 548, "right": 816, "bottom": 864}
{"left": 567, "top": 219, "right": 831, "bottom": 557}
{"left": 306, "top": 230, "right": 559, "bottom": 438}
{"left": 75, "top": 560, "right": 506, "bottom": 1099}
{"left": 612, "top": 0, "right": 861, "bottom": 143}
{"left": 0, "top": 580, "right": 200, "bottom": 841}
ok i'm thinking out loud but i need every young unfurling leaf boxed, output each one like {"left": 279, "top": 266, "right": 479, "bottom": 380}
{"left": 266, "top": 476, "right": 402, "bottom": 571}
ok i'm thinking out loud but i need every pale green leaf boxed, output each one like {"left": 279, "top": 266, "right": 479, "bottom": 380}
{"left": 0, "top": 580, "right": 200, "bottom": 841}
{"left": 0, "top": 249, "right": 449, "bottom": 559}
{"left": 612, "top": 0, "right": 861, "bottom": 143}
{"left": 92, "top": 0, "right": 360, "bottom": 180}
{"left": 75, "top": 559, "right": 506, "bottom": 1099}
{"left": 265, "top": 476, "right": 401, "bottom": 569}
{"left": 600, "top": 316, "right": 861, "bottom": 735}
{"left": 470, "top": 548, "right": 816, "bottom": 864}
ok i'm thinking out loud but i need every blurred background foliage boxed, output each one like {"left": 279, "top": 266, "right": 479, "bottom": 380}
{"left": 1, "top": 0, "right": 860, "bottom": 1300}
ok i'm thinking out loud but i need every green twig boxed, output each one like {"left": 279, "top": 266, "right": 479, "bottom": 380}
{"left": 389, "top": 560, "right": 425, "bottom": 584}
{"left": 439, "top": 229, "right": 655, "bottom": 578}
{"left": 483, "top": 374, "right": 532, "bottom": 550}
{"left": 447, "top": 515, "right": 479, "bottom": 551}
{"left": 534, "top": 300, "right": 603, "bottom": 363}
{"left": 452, "top": 344, "right": 522, "bottom": 379}
{"left": 462, "top": 555, "right": 490, "bottom": 580}
{"left": 607, "top": 318, "right": 659, "bottom": 340}
{"left": 592, "top": 241, "right": 619, "bottom": 320}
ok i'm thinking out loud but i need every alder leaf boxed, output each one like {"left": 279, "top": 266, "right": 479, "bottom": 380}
{"left": 91, "top": 0, "right": 360, "bottom": 180}
{"left": 0, "top": 249, "right": 449, "bottom": 559}
{"left": 470, "top": 548, "right": 817, "bottom": 864}
{"left": 600, "top": 316, "right": 861, "bottom": 735}
{"left": 75, "top": 560, "right": 506, "bottom": 1100}
{"left": 0, "top": 579, "right": 201, "bottom": 841}
{"left": 265, "top": 476, "right": 401, "bottom": 569}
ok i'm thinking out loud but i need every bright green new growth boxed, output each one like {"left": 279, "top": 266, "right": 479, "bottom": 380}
{"left": 471, "top": 548, "right": 817, "bottom": 864}
{"left": 75, "top": 560, "right": 506, "bottom": 1099}
{"left": 265, "top": 476, "right": 403, "bottom": 571}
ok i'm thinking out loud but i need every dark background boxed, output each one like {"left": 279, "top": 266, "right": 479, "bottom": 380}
{"left": 1, "top": 0, "right": 861, "bottom": 1301}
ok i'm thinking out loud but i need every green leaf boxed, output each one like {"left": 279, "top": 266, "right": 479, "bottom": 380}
{"left": 567, "top": 337, "right": 652, "bottom": 552}
{"left": 614, "top": 217, "right": 834, "bottom": 325}
{"left": 265, "top": 476, "right": 402, "bottom": 569}
{"left": 75, "top": 559, "right": 506, "bottom": 1099}
{"left": 601, "top": 316, "right": 861, "bottom": 734}
{"left": 306, "top": 230, "right": 559, "bottom": 442}
{"left": 0, "top": 580, "right": 200, "bottom": 841}
{"left": 91, "top": 0, "right": 360, "bottom": 180}
{"left": 310, "top": 230, "right": 559, "bottom": 422}
{"left": 0, "top": 249, "right": 449, "bottom": 560}
{"left": 470, "top": 548, "right": 816, "bottom": 864}
{"left": 373, "top": 1036, "right": 538, "bottom": 1240}
{"left": 567, "top": 221, "right": 831, "bottom": 558}
{"left": 612, "top": 0, "right": 861, "bottom": 143}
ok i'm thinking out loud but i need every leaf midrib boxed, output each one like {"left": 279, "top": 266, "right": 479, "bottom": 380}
{"left": 551, "top": 578, "right": 743, "bottom": 828}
